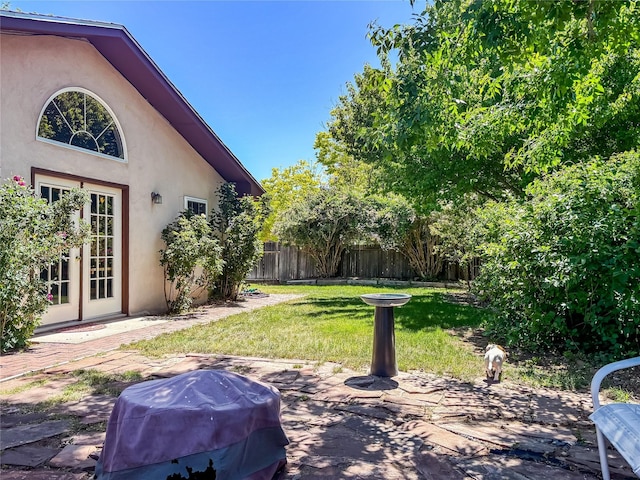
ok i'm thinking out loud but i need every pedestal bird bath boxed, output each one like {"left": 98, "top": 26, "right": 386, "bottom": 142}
{"left": 360, "top": 293, "right": 412, "bottom": 377}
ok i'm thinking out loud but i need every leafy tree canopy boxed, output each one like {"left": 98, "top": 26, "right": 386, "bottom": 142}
{"left": 260, "top": 160, "right": 323, "bottom": 242}
{"left": 314, "top": 131, "right": 376, "bottom": 195}
{"left": 327, "top": 0, "right": 640, "bottom": 209}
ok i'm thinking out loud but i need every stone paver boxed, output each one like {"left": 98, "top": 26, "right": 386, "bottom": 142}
{"left": 0, "top": 444, "right": 60, "bottom": 467}
{"left": 0, "top": 420, "right": 71, "bottom": 450}
{"left": 48, "top": 444, "right": 98, "bottom": 470}
{"left": 0, "top": 293, "right": 637, "bottom": 479}
{"left": 0, "top": 471, "right": 87, "bottom": 480}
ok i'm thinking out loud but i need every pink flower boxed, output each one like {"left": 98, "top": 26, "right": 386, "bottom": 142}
{"left": 13, "top": 175, "right": 21, "bottom": 182}
{"left": 46, "top": 293, "right": 54, "bottom": 302}
{"left": 18, "top": 180, "right": 26, "bottom": 186}
{"left": 57, "top": 231, "right": 68, "bottom": 239}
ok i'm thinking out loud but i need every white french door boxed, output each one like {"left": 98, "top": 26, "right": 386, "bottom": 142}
{"left": 37, "top": 175, "right": 122, "bottom": 325}
{"left": 83, "top": 185, "right": 121, "bottom": 319}
{"left": 38, "top": 178, "right": 81, "bottom": 325}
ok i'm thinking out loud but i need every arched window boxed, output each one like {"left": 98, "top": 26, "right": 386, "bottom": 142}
{"left": 37, "top": 89, "right": 125, "bottom": 161}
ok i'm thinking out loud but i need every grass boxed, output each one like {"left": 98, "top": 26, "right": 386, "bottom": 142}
{"left": 505, "top": 357, "right": 594, "bottom": 390}
{"left": 0, "top": 376, "right": 48, "bottom": 396}
{"left": 603, "top": 387, "right": 633, "bottom": 403}
{"left": 124, "top": 284, "right": 638, "bottom": 396}
{"left": 128, "top": 284, "right": 489, "bottom": 382}
{"left": 1, "top": 369, "right": 145, "bottom": 415}
{"left": 36, "top": 369, "right": 144, "bottom": 408}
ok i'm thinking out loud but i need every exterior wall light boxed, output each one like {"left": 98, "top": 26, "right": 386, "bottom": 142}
{"left": 151, "top": 192, "right": 163, "bottom": 204}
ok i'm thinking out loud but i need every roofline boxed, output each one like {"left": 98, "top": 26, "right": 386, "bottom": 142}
{"left": 0, "top": 10, "right": 264, "bottom": 196}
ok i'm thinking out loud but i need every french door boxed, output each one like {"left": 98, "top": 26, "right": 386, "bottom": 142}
{"left": 37, "top": 175, "right": 122, "bottom": 325}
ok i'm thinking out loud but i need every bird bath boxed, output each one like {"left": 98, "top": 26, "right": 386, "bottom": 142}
{"left": 360, "top": 293, "right": 412, "bottom": 307}
{"left": 360, "top": 293, "right": 412, "bottom": 377}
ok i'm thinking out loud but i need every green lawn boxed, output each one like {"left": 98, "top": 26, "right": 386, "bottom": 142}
{"left": 128, "top": 284, "right": 489, "bottom": 382}
{"left": 121, "top": 284, "right": 640, "bottom": 395}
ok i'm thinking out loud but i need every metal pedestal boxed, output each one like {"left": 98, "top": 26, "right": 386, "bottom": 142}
{"left": 370, "top": 306, "right": 398, "bottom": 377}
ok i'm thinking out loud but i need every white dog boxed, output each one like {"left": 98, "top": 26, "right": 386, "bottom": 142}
{"left": 484, "top": 344, "right": 507, "bottom": 382}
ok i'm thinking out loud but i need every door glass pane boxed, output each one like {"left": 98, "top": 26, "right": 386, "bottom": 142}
{"left": 90, "top": 192, "right": 116, "bottom": 300}
{"left": 61, "top": 256, "right": 69, "bottom": 281}
{"left": 61, "top": 282, "right": 69, "bottom": 303}
{"left": 41, "top": 184, "right": 73, "bottom": 305}
{"left": 51, "top": 262, "right": 59, "bottom": 281}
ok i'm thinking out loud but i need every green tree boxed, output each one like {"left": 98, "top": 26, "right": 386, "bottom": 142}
{"left": 260, "top": 160, "right": 322, "bottom": 242}
{"left": 160, "top": 212, "right": 222, "bottom": 314}
{"left": 328, "top": 0, "right": 640, "bottom": 207}
{"left": 210, "top": 183, "right": 269, "bottom": 301}
{"left": 430, "top": 194, "right": 485, "bottom": 287}
{"left": 367, "top": 194, "right": 443, "bottom": 280}
{"left": 314, "top": 131, "right": 376, "bottom": 196}
{"left": 275, "top": 188, "right": 368, "bottom": 277}
{"left": 1, "top": 176, "right": 89, "bottom": 352}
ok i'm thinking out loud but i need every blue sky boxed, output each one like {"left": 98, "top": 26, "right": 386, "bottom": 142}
{"left": 10, "top": 0, "right": 419, "bottom": 184}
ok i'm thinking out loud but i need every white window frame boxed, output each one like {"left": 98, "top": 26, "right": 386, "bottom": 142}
{"left": 36, "top": 87, "right": 128, "bottom": 163}
{"left": 184, "top": 196, "right": 208, "bottom": 216}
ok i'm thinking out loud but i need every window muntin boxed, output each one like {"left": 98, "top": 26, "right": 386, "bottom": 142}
{"left": 37, "top": 89, "right": 125, "bottom": 160}
{"left": 184, "top": 196, "right": 207, "bottom": 216}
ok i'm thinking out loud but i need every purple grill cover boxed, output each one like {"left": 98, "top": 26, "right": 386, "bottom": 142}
{"left": 99, "top": 369, "right": 287, "bottom": 473}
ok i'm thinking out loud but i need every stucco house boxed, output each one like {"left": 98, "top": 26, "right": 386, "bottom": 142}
{"left": 0, "top": 10, "right": 264, "bottom": 328}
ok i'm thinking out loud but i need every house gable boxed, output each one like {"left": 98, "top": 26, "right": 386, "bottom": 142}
{"left": 0, "top": 10, "right": 263, "bottom": 196}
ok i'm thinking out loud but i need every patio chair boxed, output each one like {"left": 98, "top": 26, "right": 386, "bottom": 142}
{"left": 589, "top": 356, "right": 640, "bottom": 480}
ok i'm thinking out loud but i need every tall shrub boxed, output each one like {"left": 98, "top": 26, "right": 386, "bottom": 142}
{"left": 275, "top": 188, "right": 367, "bottom": 277}
{"left": 159, "top": 212, "right": 222, "bottom": 313}
{"left": 1, "top": 176, "right": 89, "bottom": 352}
{"left": 210, "top": 183, "right": 268, "bottom": 301}
{"left": 367, "top": 195, "right": 443, "bottom": 280}
{"left": 474, "top": 152, "right": 640, "bottom": 359}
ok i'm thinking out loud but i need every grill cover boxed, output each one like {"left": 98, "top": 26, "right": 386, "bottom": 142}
{"left": 95, "top": 369, "right": 289, "bottom": 479}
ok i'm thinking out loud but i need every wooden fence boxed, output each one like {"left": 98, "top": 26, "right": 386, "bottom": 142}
{"left": 247, "top": 242, "right": 479, "bottom": 283}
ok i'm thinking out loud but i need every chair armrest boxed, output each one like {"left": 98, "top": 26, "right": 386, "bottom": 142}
{"left": 591, "top": 356, "right": 640, "bottom": 410}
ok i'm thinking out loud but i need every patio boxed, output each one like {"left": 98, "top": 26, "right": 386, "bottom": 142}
{"left": 0, "top": 295, "right": 635, "bottom": 479}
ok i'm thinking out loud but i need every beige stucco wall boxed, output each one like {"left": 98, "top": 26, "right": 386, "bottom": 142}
{"left": 0, "top": 33, "right": 225, "bottom": 316}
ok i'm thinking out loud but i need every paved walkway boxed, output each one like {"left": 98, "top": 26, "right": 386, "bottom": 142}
{"left": 0, "top": 294, "right": 636, "bottom": 479}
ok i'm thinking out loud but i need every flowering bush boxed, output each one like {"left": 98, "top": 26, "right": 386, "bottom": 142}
{"left": 0, "top": 176, "right": 89, "bottom": 352}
